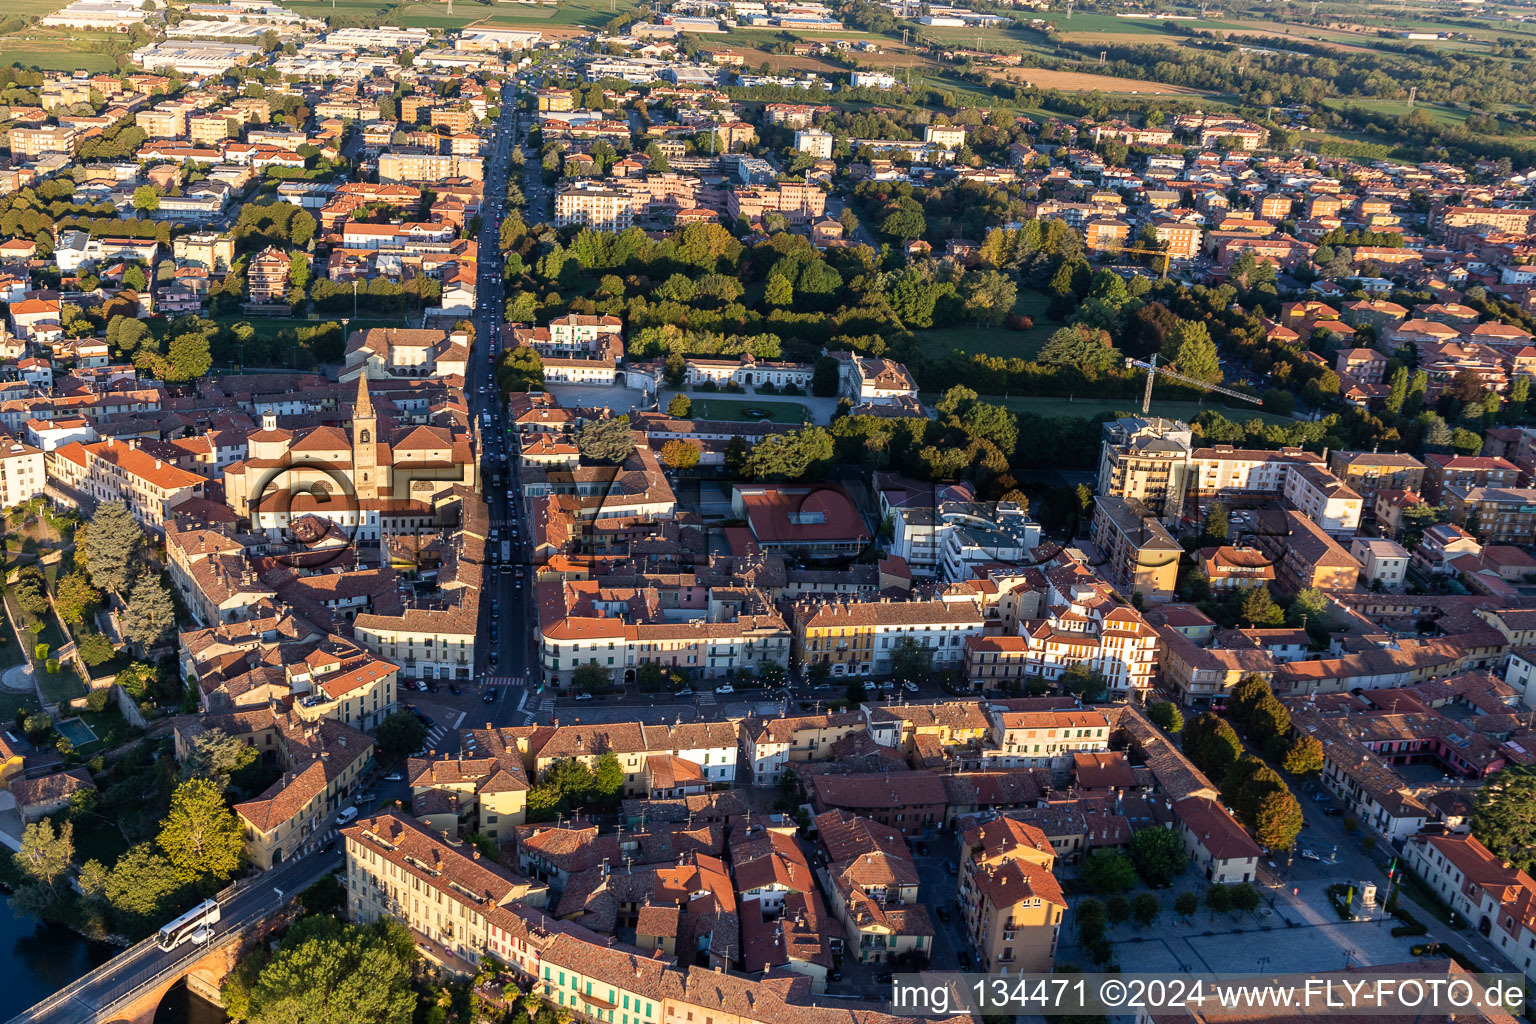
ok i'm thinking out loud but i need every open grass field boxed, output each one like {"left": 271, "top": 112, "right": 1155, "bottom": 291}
{"left": 1320, "top": 96, "right": 1472, "bottom": 126}
{"left": 915, "top": 288, "right": 1054, "bottom": 361}
{"left": 689, "top": 397, "right": 812, "bottom": 423}
{"left": 0, "top": 32, "right": 122, "bottom": 73}
{"left": 920, "top": 392, "right": 1290, "bottom": 425}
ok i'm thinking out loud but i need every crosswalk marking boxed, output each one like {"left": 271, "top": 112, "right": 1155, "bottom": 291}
{"left": 485, "top": 675, "right": 524, "bottom": 687}
{"left": 697, "top": 691, "right": 716, "bottom": 707}
{"left": 538, "top": 697, "right": 555, "bottom": 714}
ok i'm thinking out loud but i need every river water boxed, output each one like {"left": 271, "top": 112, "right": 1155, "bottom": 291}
{"left": 0, "top": 899, "right": 227, "bottom": 1023}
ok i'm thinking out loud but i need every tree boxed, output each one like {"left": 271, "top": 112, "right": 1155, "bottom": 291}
{"left": 182, "top": 728, "right": 259, "bottom": 791}
{"left": 1253, "top": 789, "right": 1305, "bottom": 851}
{"left": 571, "top": 661, "right": 611, "bottom": 694}
{"left": 1471, "top": 767, "right": 1536, "bottom": 874}
{"left": 1165, "top": 320, "right": 1222, "bottom": 383}
{"left": 1228, "top": 881, "right": 1261, "bottom": 916}
{"left": 1385, "top": 365, "right": 1409, "bottom": 414}
{"left": 79, "top": 634, "right": 115, "bottom": 669}
{"left": 764, "top": 273, "right": 794, "bottom": 307}
{"left": 166, "top": 332, "right": 213, "bottom": 382}
{"left": 1183, "top": 713, "right": 1243, "bottom": 781}
{"left": 592, "top": 752, "right": 624, "bottom": 806}
{"left": 811, "top": 356, "right": 840, "bottom": 397}
{"left": 658, "top": 439, "right": 700, "bottom": 470}
{"left": 82, "top": 501, "right": 143, "bottom": 593}
{"left": 1062, "top": 665, "right": 1107, "bottom": 703}
{"left": 1105, "top": 893, "right": 1131, "bottom": 924}
{"left": 158, "top": 777, "right": 243, "bottom": 883}
{"left": 13, "top": 818, "right": 73, "bottom": 907}
{"left": 1128, "top": 825, "right": 1188, "bottom": 885}
{"left": 84, "top": 842, "right": 183, "bottom": 934}
{"left": 1203, "top": 883, "right": 1232, "bottom": 917}
{"left": 1080, "top": 849, "right": 1136, "bottom": 893}
{"left": 131, "top": 185, "right": 161, "bottom": 215}
{"left": 1174, "top": 891, "right": 1199, "bottom": 921}
{"left": 1038, "top": 324, "right": 1116, "bottom": 376}
{"left": 741, "top": 428, "right": 834, "bottom": 481}
{"left": 889, "top": 636, "right": 932, "bottom": 682}
{"left": 121, "top": 573, "right": 177, "bottom": 651}
{"left": 666, "top": 394, "right": 692, "bottom": 418}
{"left": 575, "top": 415, "right": 635, "bottom": 464}
{"left": 1282, "top": 734, "right": 1324, "bottom": 776}
{"left": 1236, "top": 585, "right": 1284, "bottom": 628}
{"left": 375, "top": 711, "right": 428, "bottom": 763}
{"left": 54, "top": 569, "right": 100, "bottom": 626}
{"left": 1148, "top": 701, "right": 1184, "bottom": 733}
{"left": 239, "top": 918, "right": 417, "bottom": 1024}
{"left": 1132, "top": 891, "right": 1161, "bottom": 928}
{"left": 1203, "top": 502, "right": 1229, "bottom": 545}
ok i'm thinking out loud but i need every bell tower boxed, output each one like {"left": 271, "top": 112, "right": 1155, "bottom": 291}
{"left": 352, "top": 374, "right": 378, "bottom": 502}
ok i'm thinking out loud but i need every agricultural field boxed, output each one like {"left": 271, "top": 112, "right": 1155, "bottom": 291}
{"left": 994, "top": 64, "right": 1211, "bottom": 95}
{"left": 0, "top": 25, "right": 124, "bottom": 73}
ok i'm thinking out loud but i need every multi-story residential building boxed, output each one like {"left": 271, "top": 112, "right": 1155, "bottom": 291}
{"left": 1089, "top": 495, "right": 1182, "bottom": 600}
{"left": 408, "top": 728, "right": 529, "bottom": 842}
{"left": 345, "top": 811, "right": 548, "bottom": 970}
{"left": 48, "top": 436, "right": 207, "bottom": 535}
{"left": 744, "top": 711, "right": 865, "bottom": 786}
{"left": 0, "top": 437, "right": 48, "bottom": 510}
{"left": 1171, "top": 796, "right": 1261, "bottom": 883}
{"left": 1402, "top": 831, "right": 1536, "bottom": 984}
{"left": 539, "top": 578, "right": 789, "bottom": 689}
{"left": 805, "top": 770, "right": 948, "bottom": 837}
{"left": 1282, "top": 462, "right": 1363, "bottom": 535}
{"left": 791, "top": 597, "right": 985, "bottom": 680}
{"left": 1423, "top": 454, "right": 1521, "bottom": 504}
{"left": 1198, "top": 545, "right": 1275, "bottom": 590}
{"left": 1327, "top": 451, "right": 1426, "bottom": 510}
{"left": 246, "top": 245, "right": 290, "bottom": 303}
{"left": 964, "top": 563, "right": 1158, "bottom": 698}
{"left": 377, "top": 150, "right": 482, "bottom": 183}
{"left": 175, "top": 709, "right": 373, "bottom": 869}
{"left": 188, "top": 114, "right": 232, "bottom": 145}
{"left": 1188, "top": 445, "right": 1324, "bottom": 501}
{"left": 173, "top": 231, "right": 236, "bottom": 271}
{"left": 1349, "top": 538, "right": 1410, "bottom": 592}
{"left": 957, "top": 817, "right": 1066, "bottom": 974}
{"left": 793, "top": 129, "right": 833, "bottom": 159}
{"left": 815, "top": 809, "right": 931, "bottom": 964}
{"left": 529, "top": 721, "right": 742, "bottom": 793}
{"left": 554, "top": 183, "right": 636, "bottom": 231}
{"left": 1096, "top": 417, "right": 1192, "bottom": 525}
{"left": 981, "top": 708, "right": 1112, "bottom": 770}
{"left": 725, "top": 182, "right": 826, "bottom": 226}
{"left": 1252, "top": 509, "right": 1361, "bottom": 594}
{"left": 9, "top": 125, "right": 77, "bottom": 158}
{"left": 1452, "top": 487, "right": 1536, "bottom": 545}
{"left": 135, "top": 108, "right": 186, "bottom": 139}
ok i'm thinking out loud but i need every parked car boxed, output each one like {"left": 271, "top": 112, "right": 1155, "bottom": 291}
{"left": 903, "top": 682, "right": 920, "bottom": 693}
{"left": 1322, "top": 806, "right": 1346, "bottom": 817}
{"left": 335, "top": 806, "right": 359, "bottom": 825}
{"left": 675, "top": 688, "right": 695, "bottom": 697}
{"left": 574, "top": 693, "right": 593, "bottom": 701}
{"left": 956, "top": 951, "right": 973, "bottom": 970}
{"left": 383, "top": 773, "right": 403, "bottom": 782}
{"left": 1299, "top": 849, "right": 1322, "bottom": 862}
{"left": 716, "top": 685, "right": 735, "bottom": 695}
{"left": 449, "top": 684, "right": 462, "bottom": 696}
{"left": 945, "top": 859, "right": 958, "bottom": 875}
{"left": 812, "top": 683, "right": 831, "bottom": 692}
{"left": 915, "top": 840, "right": 930, "bottom": 857}
{"left": 935, "top": 905, "right": 950, "bottom": 923}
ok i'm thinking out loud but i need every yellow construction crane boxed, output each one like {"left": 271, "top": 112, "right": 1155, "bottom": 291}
{"left": 1102, "top": 244, "right": 1174, "bottom": 278}
{"left": 1124, "top": 354, "right": 1266, "bottom": 416}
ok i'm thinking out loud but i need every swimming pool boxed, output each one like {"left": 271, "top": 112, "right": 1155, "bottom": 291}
{"left": 55, "top": 718, "right": 96, "bottom": 747}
